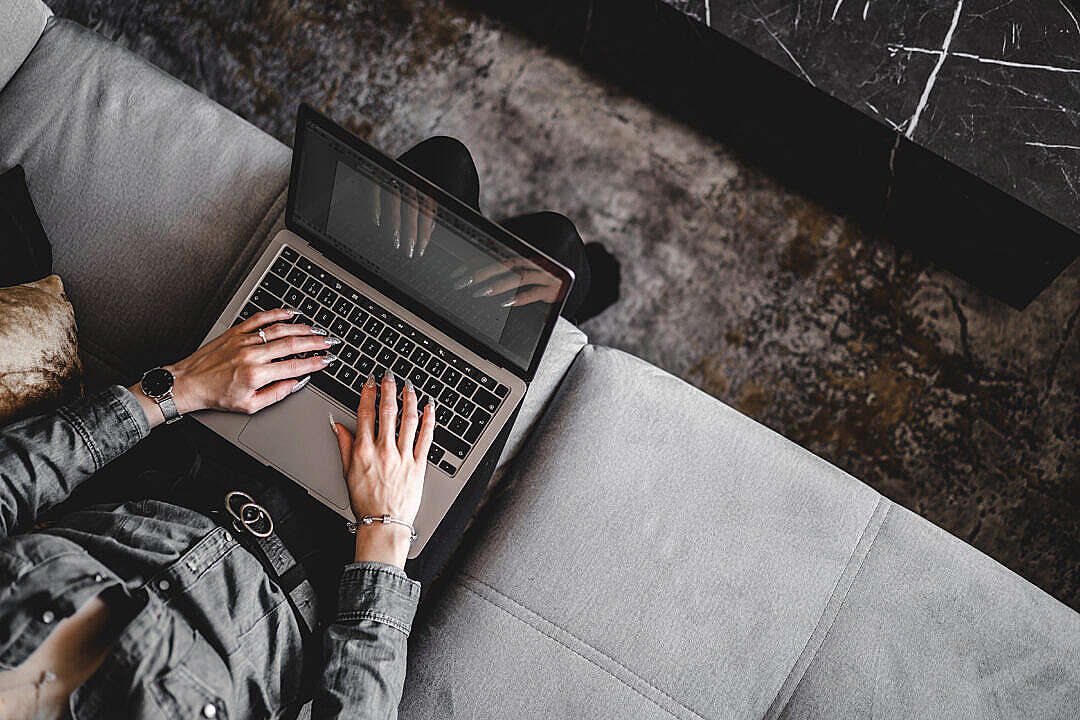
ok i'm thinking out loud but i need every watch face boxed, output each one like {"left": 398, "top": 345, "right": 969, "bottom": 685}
{"left": 141, "top": 367, "right": 174, "bottom": 398}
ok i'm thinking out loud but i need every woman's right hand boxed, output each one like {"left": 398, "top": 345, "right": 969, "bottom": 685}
{"left": 331, "top": 371, "right": 435, "bottom": 568}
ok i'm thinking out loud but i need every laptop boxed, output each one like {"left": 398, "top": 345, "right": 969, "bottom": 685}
{"left": 193, "top": 104, "right": 574, "bottom": 558}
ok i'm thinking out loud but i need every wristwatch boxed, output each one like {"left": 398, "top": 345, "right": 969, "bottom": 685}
{"left": 140, "top": 367, "right": 182, "bottom": 424}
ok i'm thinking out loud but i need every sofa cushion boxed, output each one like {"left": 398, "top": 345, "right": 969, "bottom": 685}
{"left": 401, "top": 345, "right": 1080, "bottom": 718}
{"left": 776, "top": 501, "right": 1080, "bottom": 719}
{"left": 0, "top": 17, "right": 292, "bottom": 383}
{"left": 0, "top": 0, "right": 49, "bottom": 93}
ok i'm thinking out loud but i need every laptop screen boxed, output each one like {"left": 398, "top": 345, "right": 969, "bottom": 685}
{"left": 288, "top": 115, "right": 570, "bottom": 377}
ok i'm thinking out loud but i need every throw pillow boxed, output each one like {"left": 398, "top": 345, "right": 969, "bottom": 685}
{"left": 0, "top": 274, "right": 83, "bottom": 424}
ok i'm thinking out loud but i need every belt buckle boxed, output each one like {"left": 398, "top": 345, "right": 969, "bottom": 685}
{"left": 224, "top": 490, "right": 274, "bottom": 538}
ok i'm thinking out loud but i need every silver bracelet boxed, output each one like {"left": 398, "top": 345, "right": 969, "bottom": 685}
{"left": 346, "top": 514, "right": 417, "bottom": 543}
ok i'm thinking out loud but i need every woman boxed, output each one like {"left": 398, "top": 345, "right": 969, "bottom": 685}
{"left": 0, "top": 138, "right": 618, "bottom": 719}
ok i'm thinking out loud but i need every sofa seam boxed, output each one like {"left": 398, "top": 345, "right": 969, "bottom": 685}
{"left": 762, "top": 496, "right": 893, "bottom": 720}
{"left": 459, "top": 573, "right": 711, "bottom": 720}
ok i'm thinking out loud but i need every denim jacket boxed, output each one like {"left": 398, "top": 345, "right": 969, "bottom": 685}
{"left": 0, "top": 385, "right": 420, "bottom": 719}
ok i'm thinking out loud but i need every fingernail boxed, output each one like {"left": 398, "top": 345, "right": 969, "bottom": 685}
{"left": 322, "top": 354, "right": 339, "bottom": 365}
{"left": 418, "top": 245, "right": 426, "bottom": 258}
{"left": 383, "top": 368, "right": 395, "bottom": 384}
{"left": 404, "top": 377, "right": 414, "bottom": 394}
{"left": 453, "top": 276, "right": 474, "bottom": 290}
{"left": 375, "top": 205, "right": 381, "bottom": 227}
{"left": 310, "top": 326, "right": 329, "bottom": 336}
{"left": 392, "top": 229, "right": 400, "bottom": 250}
{"left": 285, "top": 308, "right": 301, "bottom": 316}
{"left": 364, "top": 372, "right": 376, "bottom": 388}
{"left": 328, "top": 411, "right": 336, "bottom": 435}
{"left": 326, "top": 336, "right": 342, "bottom": 346}
{"left": 501, "top": 298, "right": 516, "bottom": 308}
{"left": 290, "top": 375, "right": 311, "bottom": 394}
{"left": 474, "top": 287, "right": 493, "bottom": 297}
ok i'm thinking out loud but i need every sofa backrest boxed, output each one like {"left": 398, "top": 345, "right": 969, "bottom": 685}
{"left": 0, "top": 0, "right": 50, "bottom": 93}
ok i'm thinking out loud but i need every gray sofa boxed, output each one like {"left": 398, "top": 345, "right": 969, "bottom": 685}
{"left": 3, "top": 4, "right": 1079, "bottom": 718}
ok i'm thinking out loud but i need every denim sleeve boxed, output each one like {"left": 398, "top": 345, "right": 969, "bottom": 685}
{"left": 311, "top": 561, "right": 421, "bottom": 720}
{"left": 0, "top": 385, "right": 150, "bottom": 537}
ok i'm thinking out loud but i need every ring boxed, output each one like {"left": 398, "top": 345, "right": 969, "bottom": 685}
{"left": 258, "top": 329, "right": 268, "bottom": 344}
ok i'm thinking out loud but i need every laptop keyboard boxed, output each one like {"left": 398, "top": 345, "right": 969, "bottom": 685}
{"left": 232, "top": 244, "right": 510, "bottom": 476}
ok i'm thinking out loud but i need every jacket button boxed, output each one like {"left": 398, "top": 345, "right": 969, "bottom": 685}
{"left": 94, "top": 573, "right": 104, "bottom": 582}
{"left": 158, "top": 579, "right": 171, "bottom": 591}
{"left": 202, "top": 702, "right": 217, "bottom": 718}
{"left": 41, "top": 610, "right": 55, "bottom": 624}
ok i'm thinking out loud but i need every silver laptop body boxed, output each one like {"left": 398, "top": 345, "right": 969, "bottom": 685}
{"left": 192, "top": 105, "right": 574, "bottom": 558}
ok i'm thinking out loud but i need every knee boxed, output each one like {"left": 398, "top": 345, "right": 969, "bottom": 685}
{"left": 407, "top": 136, "right": 475, "bottom": 173}
{"left": 529, "top": 211, "right": 583, "bottom": 247}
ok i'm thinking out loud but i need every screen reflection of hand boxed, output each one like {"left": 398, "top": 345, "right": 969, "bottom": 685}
{"left": 451, "top": 258, "right": 560, "bottom": 308}
{"left": 373, "top": 181, "right": 437, "bottom": 259}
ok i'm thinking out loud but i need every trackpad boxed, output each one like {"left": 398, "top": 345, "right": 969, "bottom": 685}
{"left": 238, "top": 388, "right": 354, "bottom": 512}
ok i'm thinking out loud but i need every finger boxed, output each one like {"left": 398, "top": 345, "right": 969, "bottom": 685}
{"left": 479, "top": 270, "right": 552, "bottom": 297}
{"left": 413, "top": 400, "right": 436, "bottom": 463}
{"left": 255, "top": 355, "right": 337, "bottom": 386}
{"left": 248, "top": 376, "right": 305, "bottom": 413}
{"left": 252, "top": 333, "right": 333, "bottom": 362}
{"left": 390, "top": 186, "right": 402, "bottom": 252}
{"left": 377, "top": 370, "right": 398, "bottom": 449}
{"left": 402, "top": 188, "right": 420, "bottom": 259}
{"left": 233, "top": 308, "right": 300, "bottom": 335}
{"left": 256, "top": 321, "right": 326, "bottom": 344}
{"left": 332, "top": 420, "right": 354, "bottom": 477}
{"left": 417, "top": 197, "right": 437, "bottom": 257}
{"left": 397, "top": 380, "right": 420, "bottom": 454}
{"left": 355, "top": 372, "right": 377, "bottom": 449}
{"left": 501, "top": 285, "right": 559, "bottom": 307}
{"left": 460, "top": 259, "right": 534, "bottom": 288}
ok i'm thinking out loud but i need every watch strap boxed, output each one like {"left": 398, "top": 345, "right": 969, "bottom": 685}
{"left": 158, "top": 394, "right": 182, "bottom": 424}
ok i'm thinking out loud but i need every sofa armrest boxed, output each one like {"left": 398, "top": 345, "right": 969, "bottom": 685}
{"left": 0, "top": 0, "right": 50, "bottom": 93}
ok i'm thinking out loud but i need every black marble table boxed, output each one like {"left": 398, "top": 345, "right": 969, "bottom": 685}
{"left": 468, "top": 0, "right": 1080, "bottom": 308}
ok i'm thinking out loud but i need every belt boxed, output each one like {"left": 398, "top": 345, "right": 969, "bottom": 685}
{"left": 220, "top": 489, "right": 321, "bottom": 637}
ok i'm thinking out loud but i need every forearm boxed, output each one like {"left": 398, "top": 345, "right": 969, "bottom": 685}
{"left": 0, "top": 385, "right": 150, "bottom": 536}
{"left": 311, "top": 563, "right": 421, "bottom": 719}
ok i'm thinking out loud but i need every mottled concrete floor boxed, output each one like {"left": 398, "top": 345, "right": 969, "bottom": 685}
{"left": 50, "top": 0, "right": 1080, "bottom": 610}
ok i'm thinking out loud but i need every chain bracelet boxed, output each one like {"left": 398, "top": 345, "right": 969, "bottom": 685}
{"left": 346, "top": 514, "right": 417, "bottom": 543}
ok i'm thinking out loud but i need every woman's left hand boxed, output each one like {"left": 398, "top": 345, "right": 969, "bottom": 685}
{"left": 130, "top": 308, "right": 338, "bottom": 426}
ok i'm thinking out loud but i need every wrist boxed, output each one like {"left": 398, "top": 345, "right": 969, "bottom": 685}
{"left": 352, "top": 525, "right": 411, "bottom": 568}
{"left": 162, "top": 362, "right": 202, "bottom": 414}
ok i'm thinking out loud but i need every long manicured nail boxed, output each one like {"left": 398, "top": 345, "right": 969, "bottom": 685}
{"left": 364, "top": 372, "right": 376, "bottom": 388}
{"left": 404, "top": 377, "right": 414, "bottom": 394}
{"left": 290, "top": 375, "right": 311, "bottom": 394}
{"left": 328, "top": 411, "right": 336, "bottom": 436}
{"left": 310, "top": 326, "right": 329, "bottom": 336}
{"left": 375, "top": 204, "right": 381, "bottom": 227}
{"left": 392, "top": 228, "right": 400, "bottom": 250}
{"left": 418, "top": 244, "right": 426, "bottom": 258}
{"left": 453, "top": 276, "right": 474, "bottom": 290}
{"left": 321, "top": 354, "right": 339, "bottom": 365}
{"left": 501, "top": 298, "right": 516, "bottom": 308}
{"left": 383, "top": 368, "right": 395, "bottom": 384}
{"left": 326, "top": 336, "right": 342, "bottom": 346}
{"left": 473, "top": 286, "right": 493, "bottom": 297}
{"left": 284, "top": 308, "right": 301, "bottom": 316}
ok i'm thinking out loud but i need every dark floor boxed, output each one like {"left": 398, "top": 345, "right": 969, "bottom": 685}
{"left": 48, "top": 0, "right": 1080, "bottom": 611}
